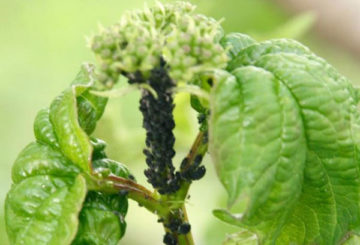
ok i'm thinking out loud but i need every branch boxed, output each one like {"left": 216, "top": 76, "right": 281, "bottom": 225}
{"left": 158, "top": 130, "right": 208, "bottom": 245}
{"left": 106, "top": 175, "right": 169, "bottom": 217}
{"left": 176, "top": 130, "right": 209, "bottom": 202}
{"left": 94, "top": 131, "right": 208, "bottom": 245}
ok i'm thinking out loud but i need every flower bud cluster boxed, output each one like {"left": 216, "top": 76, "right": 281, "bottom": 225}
{"left": 91, "top": 1, "right": 228, "bottom": 86}
{"left": 163, "top": 13, "right": 228, "bottom": 82}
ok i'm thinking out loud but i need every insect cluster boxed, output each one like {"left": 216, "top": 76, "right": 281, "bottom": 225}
{"left": 127, "top": 60, "right": 181, "bottom": 194}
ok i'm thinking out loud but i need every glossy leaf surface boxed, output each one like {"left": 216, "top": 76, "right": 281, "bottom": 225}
{"left": 210, "top": 35, "right": 360, "bottom": 244}
{"left": 6, "top": 64, "right": 128, "bottom": 245}
{"left": 72, "top": 191, "right": 128, "bottom": 245}
{"left": 6, "top": 174, "right": 86, "bottom": 245}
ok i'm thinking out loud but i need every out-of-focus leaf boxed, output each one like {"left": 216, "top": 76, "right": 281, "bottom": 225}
{"left": 223, "top": 230, "right": 258, "bottom": 245}
{"left": 343, "top": 234, "right": 360, "bottom": 245}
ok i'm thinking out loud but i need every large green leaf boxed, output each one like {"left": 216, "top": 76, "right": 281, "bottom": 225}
{"left": 210, "top": 35, "right": 360, "bottom": 244}
{"left": 6, "top": 174, "right": 87, "bottom": 245}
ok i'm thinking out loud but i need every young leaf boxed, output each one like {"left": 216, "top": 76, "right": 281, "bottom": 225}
{"left": 77, "top": 90, "right": 107, "bottom": 135}
{"left": 34, "top": 108, "right": 60, "bottom": 149}
{"left": 49, "top": 64, "right": 107, "bottom": 173}
{"left": 210, "top": 36, "right": 360, "bottom": 244}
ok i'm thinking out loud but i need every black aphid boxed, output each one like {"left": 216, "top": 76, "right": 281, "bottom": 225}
{"left": 163, "top": 232, "right": 177, "bottom": 245}
{"left": 127, "top": 59, "right": 181, "bottom": 194}
{"left": 178, "top": 223, "right": 191, "bottom": 234}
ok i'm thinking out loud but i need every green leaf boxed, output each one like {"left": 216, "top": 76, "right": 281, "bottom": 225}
{"left": 73, "top": 157, "right": 131, "bottom": 245}
{"left": 223, "top": 230, "right": 258, "bottom": 245}
{"left": 7, "top": 142, "right": 86, "bottom": 244}
{"left": 343, "top": 234, "right": 360, "bottom": 245}
{"left": 220, "top": 33, "right": 257, "bottom": 59}
{"left": 34, "top": 108, "right": 60, "bottom": 148}
{"left": 5, "top": 174, "right": 87, "bottom": 245}
{"left": 210, "top": 37, "right": 360, "bottom": 244}
{"left": 11, "top": 142, "right": 81, "bottom": 184}
{"left": 77, "top": 89, "right": 107, "bottom": 135}
{"left": 6, "top": 64, "right": 130, "bottom": 245}
{"left": 227, "top": 38, "right": 311, "bottom": 71}
{"left": 72, "top": 191, "right": 128, "bottom": 245}
{"left": 213, "top": 209, "right": 243, "bottom": 228}
{"left": 92, "top": 158, "right": 131, "bottom": 178}
{"left": 49, "top": 64, "right": 105, "bottom": 173}
{"left": 49, "top": 85, "right": 92, "bottom": 173}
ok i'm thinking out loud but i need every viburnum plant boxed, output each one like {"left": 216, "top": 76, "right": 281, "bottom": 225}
{"left": 5, "top": 1, "right": 360, "bottom": 245}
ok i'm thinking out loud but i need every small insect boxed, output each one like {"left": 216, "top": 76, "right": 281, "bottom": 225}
{"left": 178, "top": 223, "right": 191, "bottom": 234}
{"left": 128, "top": 174, "right": 136, "bottom": 181}
{"left": 180, "top": 157, "right": 189, "bottom": 170}
{"left": 190, "top": 166, "right": 206, "bottom": 180}
{"left": 165, "top": 218, "right": 182, "bottom": 233}
{"left": 163, "top": 232, "right": 177, "bottom": 245}
{"left": 197, "top": 113, "right": 206, "bottom": 124}
{"left": 118, "top": 190, "right": 129, "bottom": 196}
{"left": 193, "top": 154, "right": 203, "bottom": 167}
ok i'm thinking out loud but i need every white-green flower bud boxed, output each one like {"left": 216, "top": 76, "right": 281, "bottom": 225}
{"left": 91, "top": 1, "right": 228, "bottom": 85}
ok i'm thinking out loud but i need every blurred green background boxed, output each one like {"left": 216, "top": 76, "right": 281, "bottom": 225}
{"left": 1, "top": 0, "right": 360, "bottom": 244}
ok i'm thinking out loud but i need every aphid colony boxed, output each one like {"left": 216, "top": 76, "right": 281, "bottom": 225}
{"left": 126, "top": 59, "right": 206, "bottom": 196}
{"left": 128, "top": 60, "right": 181, "bottom": 194}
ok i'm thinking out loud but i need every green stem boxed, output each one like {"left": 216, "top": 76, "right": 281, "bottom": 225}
{"left": 177, "top": 131, "right": 208, "bottom": 201}
{"left": 94, "top": 131, "right": 208, "bottom": 245}
{"left": 177, "top": 206, "right": 195, "bottom": 245}
{"left": 105, "top": 176, "right": 195, "bottom": 245}
{"left": 163, "top": 131, "right": 208, "bottom": 245}
{"left": 107, "top": 175, "right": 169, "bottom": 217}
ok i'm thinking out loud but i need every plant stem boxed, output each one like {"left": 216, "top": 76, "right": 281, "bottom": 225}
{"left": 107, "top": 175, "right": 169, "bottom": 217}
{"left": 163, "top": 130, "right": 208, "bottom": 245}
{"left": 98, "top": 131, "right": 208, "bottom": 245}
{"left": 177, "top": 131, "right": 208, "bottom": 201}
{"left": 177, "top": 206, "right": 195, "bottom": 245}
